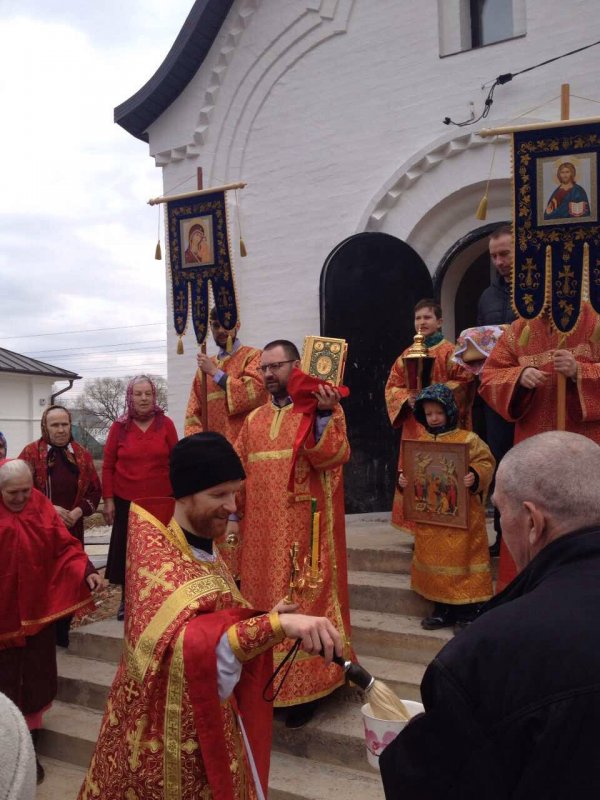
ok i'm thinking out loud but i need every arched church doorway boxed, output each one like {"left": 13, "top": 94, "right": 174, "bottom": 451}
{"left": 320, "top": 232, "right": 432, "bottom": 513}
{"left": 433, "top": 220, "right": 511, "bottom": 438}
{"left": 434, "top": 221, "right": 511, "bottom": 339}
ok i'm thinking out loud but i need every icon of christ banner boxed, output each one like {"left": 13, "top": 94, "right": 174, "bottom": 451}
{"left": 512, "top": 119, "right": 600, "bottom": 334}
{"left": 167, "top": 189, "right": 239, "bottom": 347}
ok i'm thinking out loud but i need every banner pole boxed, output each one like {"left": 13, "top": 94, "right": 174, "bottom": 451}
{"left": 556, "top": 83, "right": 570, "bottom": 431}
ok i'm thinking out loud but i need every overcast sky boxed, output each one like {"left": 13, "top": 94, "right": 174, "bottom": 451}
{"left": 0, "top": 0, "right": 196, "bottom": 398}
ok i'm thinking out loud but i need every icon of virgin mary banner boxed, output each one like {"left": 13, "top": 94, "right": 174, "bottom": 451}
{"left": 167, "top": 190, "right": 238, "bottom": 346}
{"left": 512, "top": 119, "right": 600, "bottom": 333}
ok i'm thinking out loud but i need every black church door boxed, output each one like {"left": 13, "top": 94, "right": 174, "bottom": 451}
{"left": 320, "top": 232, "right": 432, "bottom": 513}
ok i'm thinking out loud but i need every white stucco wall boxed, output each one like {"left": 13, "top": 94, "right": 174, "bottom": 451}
{"left": 144, "top": 0, "right": 600, "bottom": 431}
{"left": 0, "top": 374, "right": 57, "bottom": 456}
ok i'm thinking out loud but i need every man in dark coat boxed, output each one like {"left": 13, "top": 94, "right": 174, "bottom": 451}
{"left": 380, "top": 431, "right": 600, "bottom": 799}
{"left": 477, "top": 225, "right": 516, "bottom": 555}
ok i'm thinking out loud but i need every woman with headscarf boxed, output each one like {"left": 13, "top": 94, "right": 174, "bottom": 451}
{"left": 19, "top": 405, "right": 101, "bottom": 545}
{"left": 398, "top": 384, "right": 494, "bottom": 633}
{"left": 102, "top": 375, "right": 178, "bottom": 619}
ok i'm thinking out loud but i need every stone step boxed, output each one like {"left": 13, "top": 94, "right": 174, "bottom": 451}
{"left": 39, "top": 695, "right": 377, "bottom": 779}
{"left": 272, "top": 692, "right": 373, "bottom": 773}
{"left": 37, "top": 701, "right": 102, "bottom": 768}
{"left": 351, "top": 609, "right": 451, "bottom": 665}
{"left": 69, "top": 619, "right": 123, "bottom": 664}
{"left": 270, "top": 750, "right": 383, "bottom": 800}
{"left": 56, "top": 650, "right": 116, "bottom": 710}
{"left": 346, "top": 516, "right": 413, "bottom": 575}
{"left": 348, "top": 570, "right": 429, "bottom": 616}
{"left": 36, "top": 756, "right": 87, "bottom": 800}
{"left": 355, "top": 654, "right": 425, "bottom": 702}
{"left": 37, "top": 714, "right": 384, "bottom": 800}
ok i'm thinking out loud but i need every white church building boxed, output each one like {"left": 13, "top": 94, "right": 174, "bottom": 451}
{"left": 115, "top": 0, "right": 599, "bottom": 511}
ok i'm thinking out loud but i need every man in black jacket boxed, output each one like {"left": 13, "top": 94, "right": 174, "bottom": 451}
{"left": 477, "top": 225, "right": 516, "bottom": 556}
{"left": 380, "top": 431, "right": 600, "bottom": 799}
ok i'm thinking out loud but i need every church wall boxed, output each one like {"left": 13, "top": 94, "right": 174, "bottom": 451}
{"left": 146, "top": 0, "right": 600, "bottom": 432}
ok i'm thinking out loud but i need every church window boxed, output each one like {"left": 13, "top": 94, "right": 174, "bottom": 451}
{"left": 438, "top": 0, "right": 526, "bottom": 57}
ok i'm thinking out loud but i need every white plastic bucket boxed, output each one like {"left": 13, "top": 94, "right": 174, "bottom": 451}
{"left": 361, "top": 700, "right": 424, "bottom": 769}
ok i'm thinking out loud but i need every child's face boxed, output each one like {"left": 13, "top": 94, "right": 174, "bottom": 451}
{"left": 423, "top": 400, "right": 447, "bottom": 429}
{"left": 414, "top": 307, "right": 442, "bottom": 337}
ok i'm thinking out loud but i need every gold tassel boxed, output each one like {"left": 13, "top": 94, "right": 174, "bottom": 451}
{"left": 239, "top": 237, "right": 247, "bottom": 257}
{"left": 475, "top": 194, "right": 488, "bottom": 221}
{"left": 590, "top": 316, "right": 600, "bottom": 345}
{"left": 518, "top": 322, "right": 530, "bottom": 347}
{"left": 155, "top": 240, "right": 162, "bottom": 260}
{"left": 226, "top": 334, "right": 233, "bottom": 354}
{"left": 177, "top": 335, "right": 184, "bottom": 355}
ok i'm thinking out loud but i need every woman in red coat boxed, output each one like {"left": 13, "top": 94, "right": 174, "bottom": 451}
{"left": 102, "top": 375, "right": 178, "bottom": 619}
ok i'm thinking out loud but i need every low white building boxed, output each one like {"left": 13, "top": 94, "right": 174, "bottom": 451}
{"left": 0, "top": 348, "right": 80, "bottom": 456}
{"left": 115, "top": 0, "right": 599, "bottom": 510}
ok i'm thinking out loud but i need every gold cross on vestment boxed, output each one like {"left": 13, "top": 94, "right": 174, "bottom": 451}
{"left": 137, "top": 563, "right": 176, "bottom": 600}
{"left": 123, "top": 680, "right": 141, "bottom": 704}
{"left": 127, "top": 715, "right": 162, "bottom": 771}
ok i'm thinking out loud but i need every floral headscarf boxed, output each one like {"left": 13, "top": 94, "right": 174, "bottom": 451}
{"left": 40, "top": 405, "right": 78, "bottom": 473}
{"left": 41, "top": 405, "right": 73, "bottom": 445}
{"left": 117, "top": 375, "right": 165, "bottom": 429}
{"left": 413, "top": 383, "right": 459, "bottom": 434}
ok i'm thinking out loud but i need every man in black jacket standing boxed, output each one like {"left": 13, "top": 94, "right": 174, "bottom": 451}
{"left": 477, "top": 225, "right": 516, "bottom": 556}
{"left": 380, "top": 431, "right": 600, "bottom": 799}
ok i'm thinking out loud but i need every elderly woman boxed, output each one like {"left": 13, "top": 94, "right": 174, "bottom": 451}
{"left": 0, "top": 458, "right": 101, "bottom": 784}
{"left": 103, "top": 375, "right": 178, "bottom": 619}
{"left": 19, "top": 405, "right": 101, "bottom": 545}
{"left": 19, "top": 405, "right": 102, "bottom": 647}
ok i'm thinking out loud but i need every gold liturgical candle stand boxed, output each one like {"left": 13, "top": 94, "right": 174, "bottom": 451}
{"left": 403, "top": 330, "right": 435, "bottom": 395}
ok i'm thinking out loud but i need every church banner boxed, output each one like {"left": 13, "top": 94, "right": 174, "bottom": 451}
{"left": 167, "top": 190, "right": 238, "bottom": 347}
{"left": 512, "top": 120, "right": 600, "bottom": 333}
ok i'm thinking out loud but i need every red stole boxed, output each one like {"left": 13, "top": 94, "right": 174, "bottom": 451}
{"left": 184, "top": 608, "right": 273, "bottom": 799}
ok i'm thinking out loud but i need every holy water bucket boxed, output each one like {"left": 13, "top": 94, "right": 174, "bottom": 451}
{"left": 361, "top": 700, "right": 424, "bottom": 769}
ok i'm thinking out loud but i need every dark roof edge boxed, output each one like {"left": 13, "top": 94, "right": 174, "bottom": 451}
{"left": 2, "top": 367, "right": 82, "bottom": 380}
{"left": 114, "top": 0, "right": 235, "bottom": 142}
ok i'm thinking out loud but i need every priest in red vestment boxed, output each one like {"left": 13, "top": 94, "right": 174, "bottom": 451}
{"left": 0, "top": 459, "right": 101, "bottom": 783}
{"left": 235, "top": 340, "right": 353, "bottom": 728}
{"left": 78, "top": 433, "right": 342, "bottom": 800}
{"left": 479, "top": 302, "right": 600, "bottom": 588}
{"left": 184, "top": 308, "right": 267, "bottom": 443}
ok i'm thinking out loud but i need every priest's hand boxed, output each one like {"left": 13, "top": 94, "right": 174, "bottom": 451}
{"left": 519, "top": 367, "right": 547, "bottom": 389}
{"left": 86, "top": 573, "right": 104, "bottom": 592}
{"left": 103, "top": 498, "right": 115, "bottom": 525}
{"left": 197, "top": 352, "right": 217, "bottom": 376}
{"left": 278, "top": 614, "right": 343, "bottom": 661}
{"left": 313, "top": 384, "right": 341, "bottom": 411}
{"left": 553, "top": 349, "right": 577, "bottom": 379}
